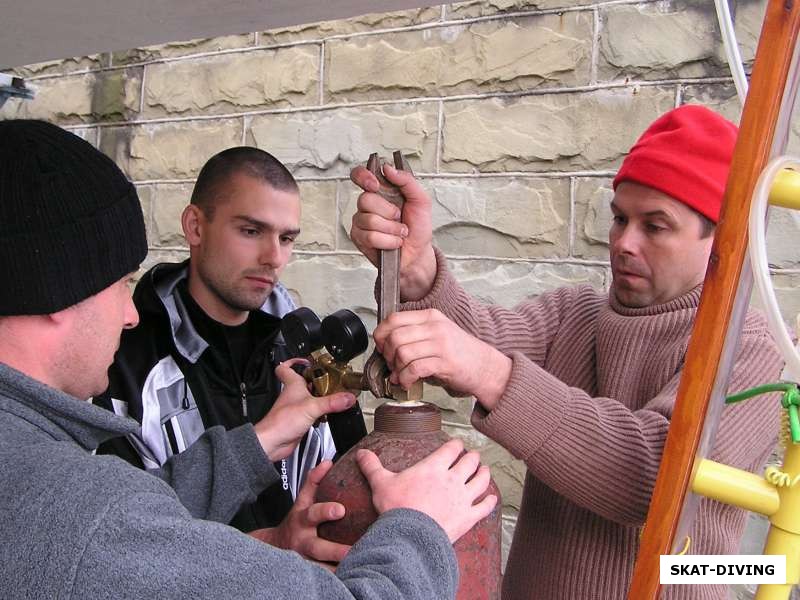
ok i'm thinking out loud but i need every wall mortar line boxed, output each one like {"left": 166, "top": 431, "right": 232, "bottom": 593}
{"left": 139, "top": 64, "right": 147, "bottom": 114}
{"left": 435, "top": 100, "right": 444, "bottom": 173}
{"left": 318, "top": 42, "right": 325, "bottom": 106}
{"left": 569, "top": 177, "right": 577, "bottom": 258}
{"left": 129, "top": 170, "right": 618, "bottom": 186}
{"left": 590, "top": 7, "right": 600, "bottom": 85}
{"left": 59, "top": 76, "right": 735, "bottom": 130}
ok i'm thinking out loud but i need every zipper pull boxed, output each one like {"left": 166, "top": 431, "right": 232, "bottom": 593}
{"left": 240, "top": 382, "right": 248, "bottom": 419}
{"left": 182, "top": 381, "right": 190, "bottom": 410}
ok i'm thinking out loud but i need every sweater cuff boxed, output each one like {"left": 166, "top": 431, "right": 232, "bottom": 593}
{"left": 471, "top": 351, "right": 569, "bottom": 461}
{"left": 370, "top": 508, "right": 453, "bottom": 549}
{"left": 225, "top": 424, "right": 279, "bottom": 496}
{"left": 356, "top": 508, "right": 457, "bottom": 595}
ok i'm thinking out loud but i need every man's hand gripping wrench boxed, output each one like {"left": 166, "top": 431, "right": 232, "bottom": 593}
{"left": 362, "top": 151, "right": 424, "bottom": 403}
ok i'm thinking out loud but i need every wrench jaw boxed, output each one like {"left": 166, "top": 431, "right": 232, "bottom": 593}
{"left": 363, "top": 350, "right": 389, "bottom": 399}
{"left": 362, "top": 351, "right": 424, "bottom": 403}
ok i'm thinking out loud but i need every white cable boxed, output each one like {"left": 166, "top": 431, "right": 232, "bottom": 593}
{"left": 714, "top": 0, "right": 749, "bottom": 104}
{"left": 749, "top": 156, "right": 800, "bottom": 379}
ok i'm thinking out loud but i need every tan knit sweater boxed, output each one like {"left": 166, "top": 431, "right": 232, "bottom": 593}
{"left": 403, "top": 249, "right": 783, "bottom": 600}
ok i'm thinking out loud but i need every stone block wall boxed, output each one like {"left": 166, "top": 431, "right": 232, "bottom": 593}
{"left": 3, "top": 1, "right": 799, "bottom": 595}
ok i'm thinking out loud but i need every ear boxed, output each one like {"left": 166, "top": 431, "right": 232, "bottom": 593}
{"left": 182, "top": 205, "right": 203, "bottom": 246}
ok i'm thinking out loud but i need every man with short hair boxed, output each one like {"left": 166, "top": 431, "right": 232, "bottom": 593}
{"left": 95, "top": 147, "right": 337, "bottom": 542}
{"left": 349, "top": 105, "right": 783, "bottom": 599}
{"left": 0, "top": 119, "right": 496, "bottom": 600}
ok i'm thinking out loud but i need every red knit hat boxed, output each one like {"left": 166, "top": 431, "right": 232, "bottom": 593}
{"left": 612, "top": 105, "right": 738, "bottom": 223}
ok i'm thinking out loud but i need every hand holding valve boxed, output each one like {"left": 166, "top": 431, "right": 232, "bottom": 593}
{"left": 280, "top": 307, "right": 370, "bottom": 456}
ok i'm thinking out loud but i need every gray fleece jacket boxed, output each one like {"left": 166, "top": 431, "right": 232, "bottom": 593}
{"left": 0, "top": 361, "right": 457, "bottom": 600}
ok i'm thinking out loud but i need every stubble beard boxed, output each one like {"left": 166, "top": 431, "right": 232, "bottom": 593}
{"left": 200, "top": 266, "right": 275, "bottom": 314}
{"left": 611, "top": 277, "right": 651, "bottom": 308}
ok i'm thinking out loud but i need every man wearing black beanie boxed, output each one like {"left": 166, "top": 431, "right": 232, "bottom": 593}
{"left": 0, "top": 119, "right": 496, "bottom": 600}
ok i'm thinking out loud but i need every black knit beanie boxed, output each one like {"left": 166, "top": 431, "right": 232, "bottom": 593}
{"left": 0, "top": 120, "right": 148, "bottom": 315}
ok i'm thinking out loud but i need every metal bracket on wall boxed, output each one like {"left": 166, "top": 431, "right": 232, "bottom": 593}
{"left": 0, "top": 74, "right": 34, "bottom": 109}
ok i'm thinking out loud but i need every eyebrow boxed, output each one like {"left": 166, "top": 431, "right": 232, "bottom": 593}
{"left": 609, "top": 202, "right": 677, "bottom": 223}
{"left": 232, "top": 215, "right": 301, "bottom": 237}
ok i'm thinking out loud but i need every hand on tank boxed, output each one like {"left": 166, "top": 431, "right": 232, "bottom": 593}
{"left": 250, "top": 461, "right": 350, "bottom": 571}
{"left": 254, "top": 358, "right": 356, "bottom": 461}
{"left": 356, "top": 438, "right": 497, "bottom": 543}
{"left": 373, "top": 308, "right": 512, "bottom": 411}
{"left": 349, "top": 163, "right": 438, "bottom": 301}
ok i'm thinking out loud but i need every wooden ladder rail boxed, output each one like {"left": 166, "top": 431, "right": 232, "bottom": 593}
{"left": 627, "top": 1, "right": 800, "bottom": 598}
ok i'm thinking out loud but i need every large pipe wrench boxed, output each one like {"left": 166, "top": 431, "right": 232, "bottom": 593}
{"left": 362, "top": 151, "right": 424, "bottom": 403}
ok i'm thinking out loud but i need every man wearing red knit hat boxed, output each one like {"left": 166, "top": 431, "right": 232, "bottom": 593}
{"left": 349, "top": 104, "right": 782, "bottom": 600}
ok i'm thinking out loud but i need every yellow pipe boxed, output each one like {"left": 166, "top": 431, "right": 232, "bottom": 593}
{"left": 755, "top": 441, "right": 800, "bottom": 598}
{"left": 755, "top": 581, "right": 795, "bottom": 600}
{"left": 755, "top": 526, "right": 800, "bottom": 599}
{"left": 769, "top": 168, "right": 800, "bottom": 209}
{"left": 755, "top": 526, "right": 800, "bottom": 598}
{"left": 691, "top": 459, "right": 780, "bottom": 516}
{"left": 767, "top": 442, "right": 800, "bottom": 534}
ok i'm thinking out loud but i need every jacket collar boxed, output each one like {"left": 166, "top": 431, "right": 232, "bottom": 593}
{"left": 0, "top": 361, "right": 138, "bottom": 451}
{"left": 140, "top": 260, "right": 295, "bottom": 364}
{"left": 146, "top": 260, "right": 209, "bottom": 362}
